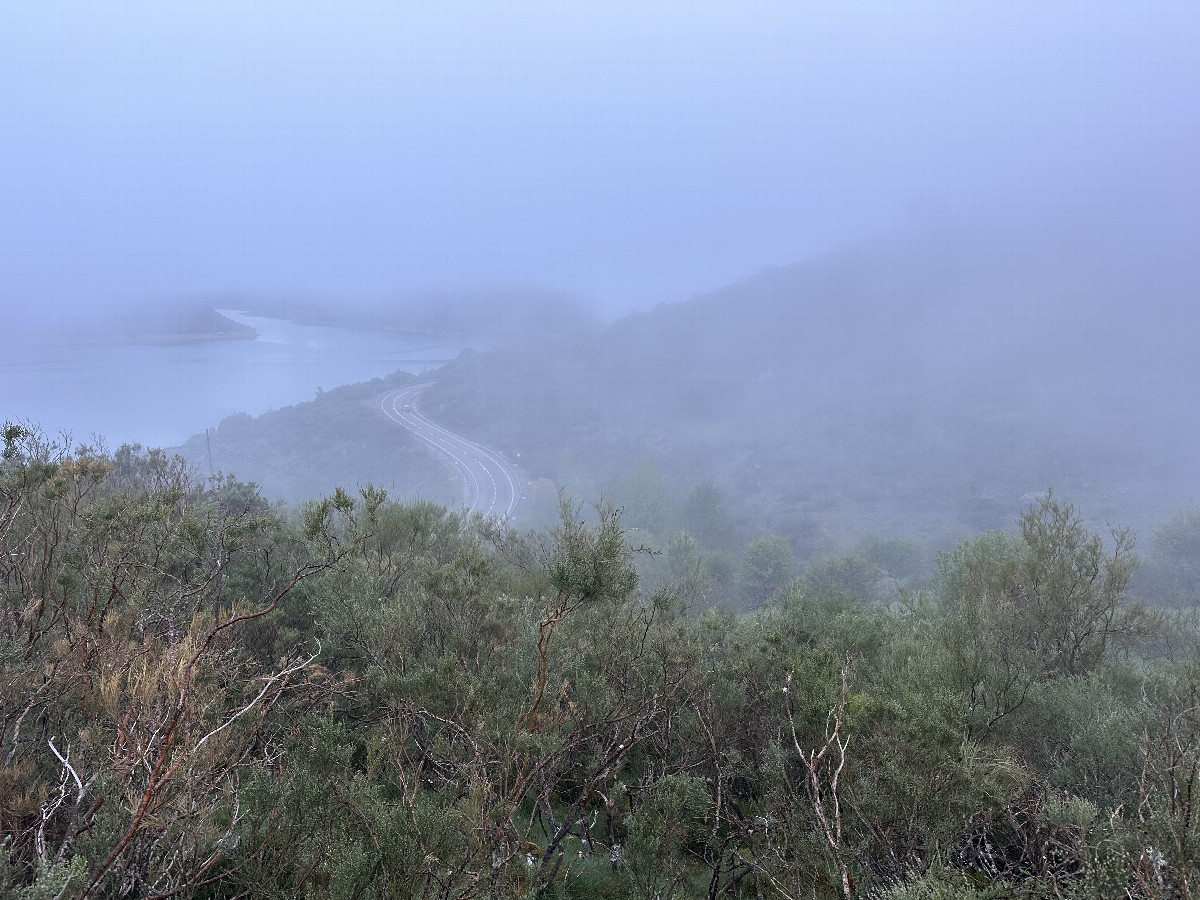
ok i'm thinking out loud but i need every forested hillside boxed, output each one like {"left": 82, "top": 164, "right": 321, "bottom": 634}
{"left": 4, "top": 425, "right": 1200, "bottom": 898}
{"left": 422, "top": 224, "right": 1200, "bottom": 560}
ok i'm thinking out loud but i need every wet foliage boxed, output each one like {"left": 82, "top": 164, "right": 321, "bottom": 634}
{"left": 3, "top": 426, "right": 1200, "bottom": 898}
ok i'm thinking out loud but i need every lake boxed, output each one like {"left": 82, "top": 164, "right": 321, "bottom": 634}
{"left": 2, "top": 310, "right": 471, "bottom": 449}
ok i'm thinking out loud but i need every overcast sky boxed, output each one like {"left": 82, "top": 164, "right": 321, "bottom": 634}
{"left": 2, "top": 2, "right": 1197, "bottom": 314}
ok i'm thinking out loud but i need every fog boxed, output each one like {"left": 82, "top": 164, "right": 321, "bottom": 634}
{"left": 4, "top": 2, "right": 1200, "bottom": 562}
{"left": 11, "top": 9, "right": 1200, "bottom": 890}
{"left": 3, "top": 2, "right": 1197, "bottom": 316}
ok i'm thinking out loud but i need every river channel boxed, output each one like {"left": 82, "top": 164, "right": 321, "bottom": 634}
{"left": 2, "top": 310, "right": 470, "bottom": 449}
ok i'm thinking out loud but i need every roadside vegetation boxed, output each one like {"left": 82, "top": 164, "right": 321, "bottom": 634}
{"left": 174, "top": 371, "right": 457, "bottom": 507}
{"left": 5, "top": 424, "right": 1200, "bottom": 899}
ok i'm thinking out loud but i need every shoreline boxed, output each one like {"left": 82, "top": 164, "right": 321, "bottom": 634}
{"left": 130, "top": 330, "right": 259, "bottom": 346}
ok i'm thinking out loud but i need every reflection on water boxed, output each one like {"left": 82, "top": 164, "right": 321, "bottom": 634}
{"left": 1, "top": 312, "right": 471, "bottom": 449}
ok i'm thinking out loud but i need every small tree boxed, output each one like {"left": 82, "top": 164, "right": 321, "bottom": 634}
{"left": 1144, "top": 505, "right": 1200, "bottom": 601}
{"left": 609, "top": 460, "right": 681, "bottom": 537}
{"left": 939, "top": 492, "right": 1138, "bottom": 737}
{"left": 740, "top": 535, "right": 795, "bottom": 605}
{"left": 684, "top": 482, "right": 740, "bottom": 551}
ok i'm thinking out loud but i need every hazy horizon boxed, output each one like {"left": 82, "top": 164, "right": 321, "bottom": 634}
{"left": 4, "top": 1, "right": 1200, "bottom": 542}
{"left": 3, "top": 2, "right": 1198, "bottom": 320}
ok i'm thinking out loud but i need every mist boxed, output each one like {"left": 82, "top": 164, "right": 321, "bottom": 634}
{"left": 4, "top": 1, "right": 1200, "bottom": 551}
{"left": 3, "top": 2, "right": 1197, "bottom": 317}
{"left": 11, "top": 7, "right": 1200, "bottom": 892}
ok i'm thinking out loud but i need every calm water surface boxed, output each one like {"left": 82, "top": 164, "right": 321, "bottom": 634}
{"left": 2, "top": 311, "right": 470, "bottom": 449}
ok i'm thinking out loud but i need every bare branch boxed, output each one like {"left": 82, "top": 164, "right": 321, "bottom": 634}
{"left": 191, "top": 642, "right": 321, "bottom": 759}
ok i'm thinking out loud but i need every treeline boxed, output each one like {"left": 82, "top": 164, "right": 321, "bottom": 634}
{"left": 3, "top": 427, "right": 1200, "bottom": 898}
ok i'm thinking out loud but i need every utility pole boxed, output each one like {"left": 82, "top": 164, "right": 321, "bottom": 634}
{"left": 205, "top": 428, "right": 214, "bottom": 478}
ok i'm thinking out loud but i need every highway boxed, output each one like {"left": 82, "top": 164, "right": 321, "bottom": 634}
{"left": 379, "top": 383, "right": 522, "bottom": 521}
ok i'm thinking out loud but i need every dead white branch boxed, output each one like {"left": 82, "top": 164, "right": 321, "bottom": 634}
{"left": 190, "top": 641, "right": 320, "bottom": 760}
{"left": 786, "top": 659, "right": 854, "bottom": 900}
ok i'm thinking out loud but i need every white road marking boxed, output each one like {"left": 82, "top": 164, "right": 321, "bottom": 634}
{"left": 378, "top": 384, "right": 522, "bottom": 521}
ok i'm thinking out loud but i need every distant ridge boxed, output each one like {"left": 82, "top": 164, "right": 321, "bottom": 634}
{"left": 418, "top": 219, "right": 1200, "bottom": 552}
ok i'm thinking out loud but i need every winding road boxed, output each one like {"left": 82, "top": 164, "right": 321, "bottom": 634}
{"left": 379, "top": 384, "right": 522, "bottom": 521}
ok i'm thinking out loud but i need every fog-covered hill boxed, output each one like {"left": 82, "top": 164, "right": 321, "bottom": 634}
{"left": 166, "top": 219, "right": 1199, "bottom": 569}
{"left": 422, "top": 222, "right": 1200, "bottom": 556}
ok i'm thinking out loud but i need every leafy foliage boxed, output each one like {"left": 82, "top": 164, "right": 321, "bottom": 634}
{"left": 3, "top": 428, "right": 1198, "bottom": 898}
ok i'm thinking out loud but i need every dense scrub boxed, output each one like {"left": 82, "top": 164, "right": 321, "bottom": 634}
{"left": 3, "top": 427, "right": 1199, "bottom": 898}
